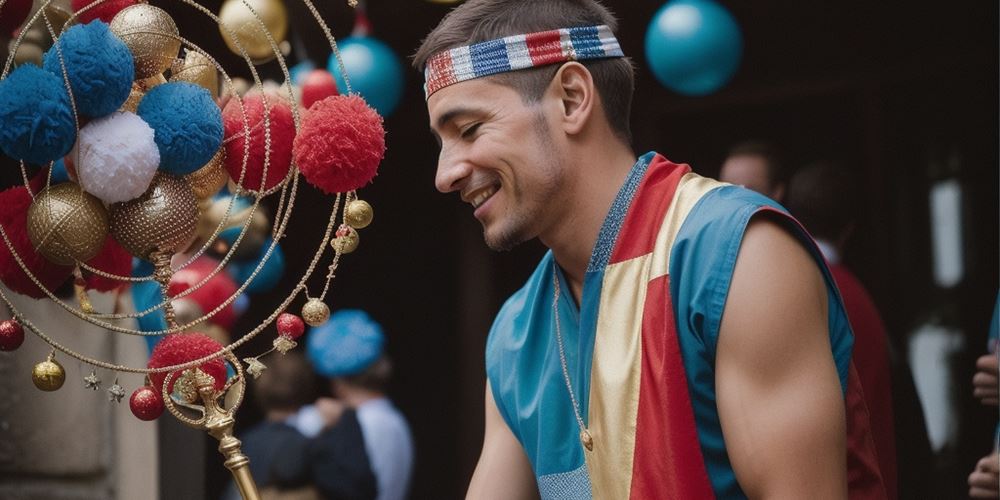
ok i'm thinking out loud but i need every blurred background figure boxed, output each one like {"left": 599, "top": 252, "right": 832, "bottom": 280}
{"left": 967, "top": 295, "right": 999, "bottom": 498}
{"left": 223, "top": 352, "right": 319, "bottom": 500}
{"left": 719, "top": 141, "right": 788, "bottom": 203}
{"left": 301, "top": 309, "right": 414, "bottom": 500}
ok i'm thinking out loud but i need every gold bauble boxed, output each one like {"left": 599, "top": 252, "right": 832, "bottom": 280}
{"left": 186, "top": 149, "right": 229, "bottom": 199}
{"left": 344, "top": 200, "right": 374, "bottom": 229}
{"left": 301, "top": 298, "right": 330, "bottom": 327}
{"left": 138, "top": 73, "right": 168, "bottom": 91}
{"left": 331, "top": 227, "right": 359, "bottom": 254}
{"left": 170, "top": 50, "right": 219, "bottom": 97}
{"left": 32, "top": 358, "right": 66, "bottom": 392}
{"left": 27, "top": 184, "right": 109, "bottom": 265}
{"left": 121, "top": 83, "right": 145, "bottom": 113}
{"left": 109, "top": 4, "right": 182, "bottom": 79}
{"left": 218, "top": 0, "right": 289, "bottom": 64}
{"left": 11, "top": 38, "right": 43, "bottom": 66}
{"left": 110, "top": 174, "right": 200, "bottom": 260}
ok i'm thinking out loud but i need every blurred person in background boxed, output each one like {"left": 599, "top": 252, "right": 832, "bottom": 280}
{"left": 719, "top": 141, "right": 788, "bottom": 204}
{"left": 967, "top": 295, "right": 999, "bottom": 498}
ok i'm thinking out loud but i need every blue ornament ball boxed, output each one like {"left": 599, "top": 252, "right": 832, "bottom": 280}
{"left": 289, "top": 60, "right": 316, "bottom": 86}
{"left": 0, "top": 64, "right": 76, "bottom": 164}
{"left": 645, "top": 0, "right": 743, "bottom": 96}
{"left": 307, "top": 309, "right": 385, "bottom": 377}
{"left": 42, "top": 20, "right": 134, "bottom": 117}
{"left": 227, "top": 237, "right": 284, "bottom": 294}
{"left": 327, "top": 36, "right": 403, "bottom": 117}
{"left": 137, "top": 81, "right": 223, "bottom": 175}
{"left": 51, "top": 158, "right": 71, "bottom": 183}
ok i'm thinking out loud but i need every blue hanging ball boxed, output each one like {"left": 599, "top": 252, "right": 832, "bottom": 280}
{"left": 42, "top": 20, "right": 134, "bottom": 117}
{"left": 327, "top": 36, "right": 404, "bottom": 117}
{"left": 0, "top": 64, "right": 76, "bottom": 164}
{"left": 138, "top": 81, "right": 223, "bottom": 175}
{"left": 227, "top": 237, "right": 285, "bottom": 294}
{"left": 307, "top": 309, "right": 385, "bottom": 378}
{"left": 51, "top": 158, "right": 70, "bottom": 183}
{"left": 645, "top": 0, "right": 743, "bottom": 96}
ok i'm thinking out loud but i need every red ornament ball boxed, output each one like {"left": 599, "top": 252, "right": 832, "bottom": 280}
{"left": 300, "top": 69, "right": 339, "bottom": 110}
{"left": 0, "top": 0, "right": 31, "bottom": 37}
{"left": 0, "top": 185, "right": 73, "bottom": 298}
{"left": 276, "top": 312, "right": 305, "bottom": 340}
{"left": 222, "top": 93, "right": 295, "bottom": 192}
{"left": 84, "top": 236, "right": 132, "bottom": 292}
{"left": 0, "top": 319, "right": 24, "bottom": 351}
{"left": 129, "top": 385, "right": 165, "bottom": 420}
{"left": 292, "top": 94, "right": 385, "bottom": 194}
{"left": 169, "top": 256, "right": 239, "bottom": 329}
{"left": 147, "top": 333, "right": 227, "bottom": 394}
{"left": 71, "top": 0, "right": 137, "bottom": 23}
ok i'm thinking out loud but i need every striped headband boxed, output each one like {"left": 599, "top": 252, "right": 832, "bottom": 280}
{"left": 423, "top": 24, "right": 624, "bottom": 99}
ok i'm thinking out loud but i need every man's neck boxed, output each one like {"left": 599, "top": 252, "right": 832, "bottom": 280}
{"left": 540, "top": 140, "right": 637, "bottom": 302}
{"left": 337, "top": 386, "right": 385, "bottom": 409}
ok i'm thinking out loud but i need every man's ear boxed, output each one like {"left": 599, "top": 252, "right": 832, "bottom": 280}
{"left": 551, "top": 62, "right": 595, "bottom": 136}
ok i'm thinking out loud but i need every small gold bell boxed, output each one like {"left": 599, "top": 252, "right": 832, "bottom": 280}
{"left": 344, "top": 200, "right": 374, "bottom": 229}
{"left": 301, "top": 298, "right": 330, "bottom": 327}
{"left": 32, "top": 354, "right": 66, "bottom": 392}
{"left": 580, "top": 429, "right": 594, "bottom": 451}
{"left": 331, "top": 226, "right": 360, "bottom": 254}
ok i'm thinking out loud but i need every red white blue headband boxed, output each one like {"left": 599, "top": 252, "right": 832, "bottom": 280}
{"left": 423, "top": 24, "right": 624, "bottom": 99}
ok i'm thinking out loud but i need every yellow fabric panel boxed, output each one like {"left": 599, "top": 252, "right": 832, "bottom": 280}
{"left": 649, "top": 173, "right": 728, "bottom": 278}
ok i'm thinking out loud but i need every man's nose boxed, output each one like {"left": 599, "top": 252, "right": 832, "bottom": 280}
{"left": 434, "top": 149, "right": 471, "bottom": 194}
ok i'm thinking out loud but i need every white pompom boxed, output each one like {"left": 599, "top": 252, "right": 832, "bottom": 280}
{"left": 77, "top": 111, "right": 160, "bottom": 204}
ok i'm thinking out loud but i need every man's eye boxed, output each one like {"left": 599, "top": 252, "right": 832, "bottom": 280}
{"left": 460, "top": 123, "right": 481, "bottom": 138}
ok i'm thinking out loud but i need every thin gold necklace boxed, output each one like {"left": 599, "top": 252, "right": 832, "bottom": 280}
{"left": 552, "top": 267, "right": 594, "bottom": 451}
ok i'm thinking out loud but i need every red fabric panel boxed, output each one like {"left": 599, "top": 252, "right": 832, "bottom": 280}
{"left": 610, "top": 156, "right": 689, "bottom": 264}
{"left": 846, "top": 362, "right": 889, "bottom": 499}
{"left": 629, "top": 275, "right": 715, "bottom": 499}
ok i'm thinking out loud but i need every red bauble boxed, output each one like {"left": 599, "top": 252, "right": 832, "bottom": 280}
{"left": 129, "top": 385, "right": 165, "bottom": 421}
{"left": 71, "top": 0, "right": 136, "bottom": 23}
{"left": 169, "top": 256, "right": 239, "bottom": 329}
{"left": 84, "top": 236, "right": 132, "bottom": 292}
{"left": 0, "top": 185, "right": 73, "bottom": 298}
{"left": 300, "top": 70, "right": 339, "bottom": 110}
{"left": 293, "top": 95, "right": 385, "bottom": 194}
{"left": 0, "top": 319, "right": 24, "bottom": 351}
{"left": 222, "top": 94, "right": 295, "bottom": 192}
{"left": 147, "top": 333, "right": 228, "bottom": 394}
{"left": 0, "top": 0, "right": 31, "bottom": 37}
{"left": 276, "top": 312, "right": 304, "bottom": 340}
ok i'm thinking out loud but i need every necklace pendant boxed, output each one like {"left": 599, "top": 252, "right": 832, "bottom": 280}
{"left": 580, "top": 429, "right": 593, "bottom": 451}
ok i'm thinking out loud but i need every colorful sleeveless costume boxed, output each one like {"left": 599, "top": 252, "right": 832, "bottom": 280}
{"left": 486, "top": 152, "right": 885, "bottom": 499}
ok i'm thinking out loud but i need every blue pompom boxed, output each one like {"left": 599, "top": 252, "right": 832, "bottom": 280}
{"left": 42, "top": 21, "right": 134, "bottom": 117}
{"left": 0, "top": 64, "right": 76, "bottom": 164}
{"left": 307, "top": 309, "right": 385, "bottom": 377}
{"left": 227, "top": 237, "right": 285, "bottom": 294}
{"left": 137, "top": 81, "right": 223, "bottom": 175}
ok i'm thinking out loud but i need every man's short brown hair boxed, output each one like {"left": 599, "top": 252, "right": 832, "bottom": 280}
{"left": 413, "top": 0, "right": 635, "bottom": 143}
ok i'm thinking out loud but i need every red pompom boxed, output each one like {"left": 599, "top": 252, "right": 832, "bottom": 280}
{"left": 71, "top": 0, "right": 136, "bottom": 23}
{"left": 276, "top": 312, "right": 305, "bottom": 340}
{"left": 147, "top": 333, "right": 228, "bottom": 394}
{"left": 130, "top": 385, "right": 165, "bottom": 420}
{"left": 169, "top": 256, "right": 239, "bottom": 329}
{"left": 300, "top": 70, "right": 339, "bottom": 110}
{"left": 0, "top": 0, "right": 31, "bottom": 37}
{"left": 84, "top": 236, "right": 132, "bottom": 292}
{"left": 293, "top": 95, "right": 385, "bottom": 194}
{"left": 0, "top": 185, "right": 73, "bottom": 298}
{"left": 0, "top": 319, "right": 24, "bottom": 351}
{"left": 222, "top": 94, "right": 295, "bottom": 192}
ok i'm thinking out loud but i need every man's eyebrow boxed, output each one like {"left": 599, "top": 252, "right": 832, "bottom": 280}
{"left": 435, "top": 107, "right": 477, "bottom": 130}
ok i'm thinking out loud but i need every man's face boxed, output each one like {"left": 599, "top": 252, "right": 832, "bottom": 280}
{"left": 428, "top": 78, "right": 566, "bottom": 251}
{"left": 720, "top": 154, "right": 775, "bottom": 198}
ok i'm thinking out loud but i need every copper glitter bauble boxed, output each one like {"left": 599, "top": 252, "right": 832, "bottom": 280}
{"left": 0, "top": 319, "right": 24, "bottom": 351}
{"left": 217, "top": 0, "right": 288, "bottom": 64}
{"left": 186, "top": 149, "right": 229, "bottom": 199}
{"left": 32, "top": 357, "right": 66, "bottom": 391}
{"left": 109, "top": 4, "right": 182, "bottom": 79}
{"left": 110, "top": 174, "right": 200, "bottom": 260}
{"left": 276, "top": 312, "right": 304, "bottom": 339}
{"left": 129, "top": 385, "right": 164, "bottom": 420}
{"left": 331, "top": 226, "right": 359, "bottom": 254}
{"left": 301, "top": 298, "right": 329, "bottom": 327}
{"left": 344, "top": 200, "right": 373, "bottom": 229}
{"left": 27, "top": 184, "right": 110, "bottom": 266}
{"left": 170, "top": 50, "right": 219, "bottom": 97}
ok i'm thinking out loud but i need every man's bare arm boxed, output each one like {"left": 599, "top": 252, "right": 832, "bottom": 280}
{"left": 466, "top": 383, "right": 540, "bottom": 500}
{"left": 716, "top": 217, "right": 847, "bottom": 499}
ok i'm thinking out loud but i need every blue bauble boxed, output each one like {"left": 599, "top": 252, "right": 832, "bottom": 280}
{"left": 307, "top": 309, "right": 385, "bottom": 377}
{"left": 0, "top": 64, "right": 76, "bottom": 164}
{"left": 645, "top": 0, "right": 743, "bottom": 96}
{"left": 51, "top": 158, "right": 70, "bottom": 183}
{"left": 138, "top": 81, "right": 223, "bottom": 175}
{"left": 327, "top": 36, "right": 403, "bottom": 116}
{"left": 42, "top": 20, "right": 134, "bottom": 117}
{"left": 227, "top": 237, "right": 284, "bottom": 294}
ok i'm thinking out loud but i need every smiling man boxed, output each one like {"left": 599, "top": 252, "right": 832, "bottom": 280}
{"left": 414, "top": 1, "right": 885, "bottom": 498}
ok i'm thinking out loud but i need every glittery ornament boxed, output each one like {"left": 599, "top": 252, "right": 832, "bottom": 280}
{"left": 344, "top": 200, "right": 373, "bottom": 229}
{"left": 276, "top": 312, "right": 304, "bottom": 339}
{"left": 0, "top": 319, "right": 24, "bottom": 351}
{"left": 170, "top": 50, "right": 219, "bottom": 97}
{"left": 109, "top": 4, "right": 182, "bottom": 79}
{"left": 120, "top": 83, "right": 145, "bottom": 113}
{"left": 147, "top": 333, "right": 227, "bottom": 394}
{"left": 331, "top": 225, "right": 359, "bottom": 254}
{"left": 185, "top": 149, "right": 228, "bottom": 199}
{"left": 108, "top": 379, "right": 126, "bottom": 403}
{"left": 110, "top": 174, "right": 200, "bottom": 260}
{"left": 244, "top": 357, "right": 266, "bottom": 378}
{"left": 301, "top": 298, "right": 329, "bottom": 327}
{"left": 83, "top": 370, "right": 101, "bottom": 390}
{"left": 27, "top": 184, "right": 110, "bottom": 266}
{"left": 218, "top": 0, "right": 289, "bottom": 64}
{"left": 32, "top": 355, "right": 66, "bottom": 391}
{"left": 129, "top": 385, "right": 164, "bottom": 420}
{"left": 273, "top": 335, "right": 296, "bottom": 354}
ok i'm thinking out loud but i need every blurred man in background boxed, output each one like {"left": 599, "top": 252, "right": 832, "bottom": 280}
{"left": 719, "top": 141, "right": 788, "bottom": 203}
